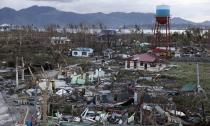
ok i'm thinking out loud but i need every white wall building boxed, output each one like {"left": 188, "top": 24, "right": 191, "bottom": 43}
{"left": 51, "top": 36, "right": 71, "bottom": 45}
{"left": 72, "top": 48, "right": 94, "bottom": 57}
{"left": 0, "top": 24, "right": 10, "bottom": 32}
{"left": 38, "top": 79, "right": 67, "bottom": 92}
{"left": 125, "top": 53, "right": 166, "bottom": 72}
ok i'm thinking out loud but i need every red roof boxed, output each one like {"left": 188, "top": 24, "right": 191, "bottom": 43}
{"left": 152, "top": 48, "right": 167, "bottom": 53}
{"left": 132, "top": 53, "right": 156, "bottom": 62}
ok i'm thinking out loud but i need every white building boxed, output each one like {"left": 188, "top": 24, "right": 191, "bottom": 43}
{"left": 72, "top": 48, "right": 94, "bottom": 57}
{"left": 51, "top": 36, "right": 71, "bottom": 45}
{"left": 125, "top": 53, "right": 166, "bottom": 72}
{"left": 38, "top": 79, "right": 67, "bottom": 92}
{"left": 103, "top": 48, "right": 115, "bottom": 59}
{"left": 0, "top": 24, "right": 10, "bottom": 31}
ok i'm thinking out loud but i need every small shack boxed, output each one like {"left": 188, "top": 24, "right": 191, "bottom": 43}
{"left": 181, "top": 84, "right": 197, "bottom": 95}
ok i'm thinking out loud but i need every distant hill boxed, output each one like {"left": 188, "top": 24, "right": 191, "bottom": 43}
{"left": 201, "top": 21, "right": 210, "bottom": 26}
{"left": 0, "top": 6, "right": 209, "bottom": 28}
{"left": 171, "top": 17, "right": 195, "bottom": 25}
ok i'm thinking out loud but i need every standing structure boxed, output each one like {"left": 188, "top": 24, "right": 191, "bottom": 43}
{"left": 153, "top": 5, "right": 171, "bottom": 50}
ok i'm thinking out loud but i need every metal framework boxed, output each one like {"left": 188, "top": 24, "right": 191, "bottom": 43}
{"left": 153, "top": 17, "right": 171, "bottom": 51}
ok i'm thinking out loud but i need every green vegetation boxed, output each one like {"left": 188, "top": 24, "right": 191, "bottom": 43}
{"left": 173, "top": 95, "right": 209, "bottom": 112}
{"left": 117, "top": 62, "right": 210, "bottom": 113}
{"left": 162, "top": 62, "right": 210, "bottom": 91}
{"left": 65, "top": 56, "right": 91, "bottom": 65}
{"left": 116, "top": 62, "right": 210, "bottom": 91}
{"left": 162, "top": 62, "right": 210, "bottom": 113}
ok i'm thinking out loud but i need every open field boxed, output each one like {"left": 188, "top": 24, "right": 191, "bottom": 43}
{"left": 162, "top": 62, "right": 210, "bottom": 91}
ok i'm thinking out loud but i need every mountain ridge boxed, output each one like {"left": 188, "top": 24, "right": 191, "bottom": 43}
{"left": 0, "top": 6, "right": 209, "bottom": 28}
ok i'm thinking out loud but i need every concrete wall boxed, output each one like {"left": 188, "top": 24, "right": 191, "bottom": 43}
{"left": 125, "top": 60, "right": 166, "bottom": 72}
{"left": 72, "top": 51, "right": 92, "bottom": 57}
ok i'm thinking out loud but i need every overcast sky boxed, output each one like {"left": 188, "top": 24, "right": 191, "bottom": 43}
{"left": 0, "top": 0, "right": 210, "bottom": 22}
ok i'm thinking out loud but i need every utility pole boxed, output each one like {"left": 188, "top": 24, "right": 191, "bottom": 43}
{"left": 197, "top": 62, "right": 200, "bottom": 89}
{"left": 139, "top": 88, "right": 144, "bottom": 126}
{"left": 28, "top": 66, "right": 38, "bottom": 122}
{"left": 16, "top": 56, "right": 19, "bottom": 88}
{"left": 196, "top": 62, "right": 203, "bottom": 93}
{"left": 140, "top": 106, "right": 143, "bottom": 126}
{"left": 21, "top": 57, "right": 25, "bottom": 81}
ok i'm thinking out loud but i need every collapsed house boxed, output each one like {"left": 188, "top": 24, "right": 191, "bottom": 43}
{"left": 70, "top": 68, "right": 106, "bottom": 85}
{"left": 51, "top": 36, "right": 71, "bottom": 45}
{"left": 103, "top": 48, "right": 115, "bottom": 59}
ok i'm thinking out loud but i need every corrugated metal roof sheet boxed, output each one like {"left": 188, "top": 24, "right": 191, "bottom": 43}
{"left": 132, "top": 53, "right": 156, "bottom": 62}
{"left": 181, "top": 84, "right": 197, "bottom": 92}
{"left": 74, "top": 47, "right": 93, "bottom": 52}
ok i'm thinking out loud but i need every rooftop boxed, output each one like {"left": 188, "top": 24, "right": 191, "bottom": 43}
{"left": 74, "top": 47, "right": 93, "bottom": 52}
{"left": 181, "top": 84, "right": 197, "bottom": 92}
{"left": 132, "top": 53, "right": 156, "bottom": 62}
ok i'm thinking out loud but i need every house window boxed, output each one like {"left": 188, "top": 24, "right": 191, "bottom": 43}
{"left": 140, "top": 62, "right": 144, "bottom": 66}
{"left": 82, "top": 52, "right": 87, "bottom": 56}
{"left": 134, "top": 61, "right": 137, "bottom": 68}
{"left": 74, "top": 51, "right": 78, "bottom": 55}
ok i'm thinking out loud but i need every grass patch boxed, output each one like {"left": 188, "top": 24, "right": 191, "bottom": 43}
{"left": 161, "top": 62, "right": 210, "bottom": 91}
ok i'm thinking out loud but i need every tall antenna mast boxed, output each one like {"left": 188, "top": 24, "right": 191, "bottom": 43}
{"left": 21, "top": 57, "right": 25, "bottom": 81}
{"left": 16, "top": 56, "right": 19, "bottom": 88}
{"left": 197, "top": 63, "right": 200, "bottom": 87}
{"left": 196, "top": 62, "right": 203, "bottom": 93}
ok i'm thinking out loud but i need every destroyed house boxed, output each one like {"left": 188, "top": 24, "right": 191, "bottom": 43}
{"left": 100, "top": 29, "right": 117, "bottom": 36}
{"left": 51, "top": 36, "right": 71, "bottom": 45}
{"left": 103, "top": 48, "right": 115, "bottom": 59}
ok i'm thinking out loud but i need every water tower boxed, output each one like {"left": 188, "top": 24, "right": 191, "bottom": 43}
{"left": 153, "top": 5, "right": 171, "bottom": 50}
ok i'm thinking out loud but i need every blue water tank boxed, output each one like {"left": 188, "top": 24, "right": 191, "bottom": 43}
{"left": 156, "top": 5, "right": 170, "bottom": 17}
